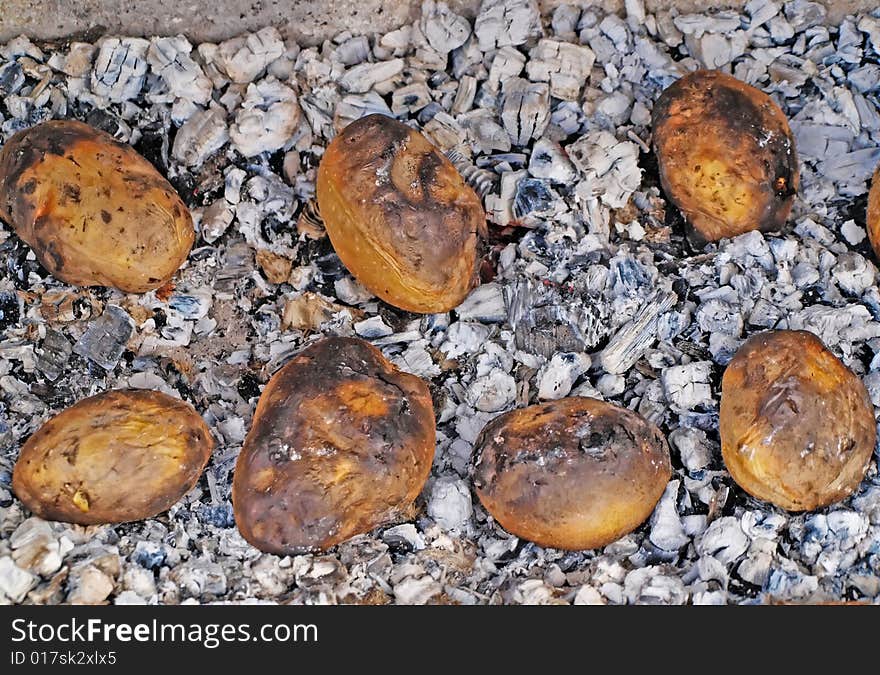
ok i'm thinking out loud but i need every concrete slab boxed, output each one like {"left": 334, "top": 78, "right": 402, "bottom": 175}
{"left": 0, "top": 1, "right": 874, "bottom": 46}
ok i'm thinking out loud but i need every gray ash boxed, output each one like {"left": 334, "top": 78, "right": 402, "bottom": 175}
{"left": 0, "top": 1, "right": 879, "bottom": 606}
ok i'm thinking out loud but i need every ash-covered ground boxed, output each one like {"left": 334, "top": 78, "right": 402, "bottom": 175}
{"left": 1, "top": 0, "right": 880, "bottom": 605}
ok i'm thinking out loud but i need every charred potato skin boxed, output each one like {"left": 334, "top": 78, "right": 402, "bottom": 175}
{"left": 868, "top": 166, "right": 880, "bottom": 260}
{"left": 12, "top": 389, "right": 214, "bottom": 525}
{"left": 472, "top": 397, "right": 672, "bottom": 551}
{"left": 316, "top": 114, "right": 487, "bottom": 314}
{"left": 232, "top": 336, "right": 436, "bottom": 554}
{"left": 0, "top": 120, "right": 194, "bottom": 293}
{"left": 720, "top": 330, "right": 875, "bottom": 511}
{"left": 652, "top": 70, "right": 799, "bottom": 243}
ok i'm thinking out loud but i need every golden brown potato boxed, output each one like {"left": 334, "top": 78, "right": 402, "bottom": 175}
{"left": 316, "top": 114, "right": 486, "bottom": 313}
{"left": 233, "top": 336, "right": 435, "bottom": 554}
{"left": 720, "top": 330, "right": 875, "bottom": 511}
{"left": 0, "top": 120, "right": 194, "bottom": 293}
{"left": 471, "top": 397, "right": 671, "bottom": 550}
{"left": 12, "top": 390, "right": 213, "bottom": 524}
{"left": 652, "top": 70, "right": 799, "bottom": 243}
{"left": 868, "top": 165, "right": 880, "bottom": 260}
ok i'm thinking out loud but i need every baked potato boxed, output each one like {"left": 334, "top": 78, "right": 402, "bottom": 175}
{"left": 316, "top": 114, "right": 486, "bottom": 313}
{"left": 720, "top": 330, "right": 875, "bottom": 511}
{"left": 0, "top": 120, "right": 194, "bottom": 293}
{"left": 652, "top": 70, "right": 799, "bottom": 243}
{"left": 867, "top": 164, "right": 880, "bottom": 260}
{"left": 471, "top": 397, "right": 672, "bottom": 550}
{"left": 233, "top": 336, "right": 436, "bottom": 554}
{"left": 12, "top": 389, "right": 214, "bottom": 525}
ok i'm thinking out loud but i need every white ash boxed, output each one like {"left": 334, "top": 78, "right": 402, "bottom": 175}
{"left": 0, "top": 556, "right": 38, "bottom": 603}
{"left": 211, "top": 27, "right": 285, "bottom": 84}
{"left": 2, "top": 3, "right": 880, "bottom": 606}
{"left": 421, "top": 1, "right": 471, "bottom": 54}
{"left": 196, "top": 198, "right": 235, "bottom": 243}
{"left": 147, "top": 36, "right": 212, "bottom": 111}
{"left": 568, "top": 131, "right": 642, "bottom": 209}
{"left": 599, "top": 290, "right": 677, "bottom": 374}
{"left": 91, "top": 38, "right": 149, "bottom": 103}
{"left": 485, "top": 169, "right": 523, "bottom": 225}
{"left": 649, "top": 481, "right": 690, "bottom": 552}
{"left": 339, "top": 58, "right": 404, "bottom": 94}
{"left": 525, "top": 39, "right": 595, "bottom": 102}
{"left": 661, "top": 361, "right": 715, "bottom": 412}
{"left": 501, "top": 78, "right": 549, "bottom": 146}
{"left": 485, "top": 45, "right": 525, "bottom": 93}
{"left": 457, "top": 283, "right": 507, "bottom": 324}
{"left": 527, "top": 137, "right": 577, "bottom": 184}
{"left": 468, "top": 367, "right": 516, "bottom": 412}
{"left": 390, "top": 84, "right": 429, "bottom": 117}
{"left": 623, "top": 566, "right": 687, "bottom": 605}
{"left": 230, "top": 78, "right": 300, "bottom": 157}
{"left": 669, "top": 427, "right": 714, "bottom": 473}
{"left": 35, "top": 329, "right": 71, "bottom": 382}
{"left": 10, "top": 517, "right": 69, "bottom": 577}
{"left": 72, "top": 305, "right": 134, "bottom": 371}
{"left": 474, "top": 0, "right": 542, "bottom": 52}
{"left": 171, "top": 104, "right": 229, "bottom": 166}
{"left": 697, "top": 517, "right": 751, "bottom": 566}
{"left": 393, "top": 574, "right": 442, "bottom": 605}
{"left": 596, "top": 372, "right": 624, "bottom": 397}
{"left": 427, "top": 476, "right": 473, "bottom": 532}
{"left": 382, "top": 523, "right": 426, "bottom": 552}
{"left": 537, "top": 352, "right": 591, "bottom": 400}
{"left": 354, "top": 315, "right": 393, "bottom": 339}
{"left": 459, "top": 111, "right": 510, "bottom": 154}
{"left": 67, "top": 564, "right": 116, "bottom": 605}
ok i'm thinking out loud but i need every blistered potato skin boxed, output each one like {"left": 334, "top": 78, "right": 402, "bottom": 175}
{"left": 12, "top": 390, "right": 214, "bottom": 525}
{"left": 0, "top": 120, "right": 194, "bottom": 293}
{"left": 720, "top": 330, "right": 875, "bottom": 512}
{"left": 232, "top": 337, "right": 436, "bottom": 554}
{"left": 652, "top": 70, "right": 799, "bottom": 243}
{"left": 316, "top": 114, "right": 486, "bottom": 314}
{"left": 472, "top": 397, "right": 672, "bottom": 551}
{"left": 868, "top": 166, "right": 880, "bottom": 260}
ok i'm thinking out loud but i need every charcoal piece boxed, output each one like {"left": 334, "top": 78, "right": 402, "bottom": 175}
{"left": 73, "top": 305, "right": 134, "bottom": 371}
{"left": 36, "top": 330, "right": 72, "bottom": 382}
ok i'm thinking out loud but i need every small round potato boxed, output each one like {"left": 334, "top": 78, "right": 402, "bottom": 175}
{"left": 12, "top": 390, "right": 214, "bottom": 525}
{"left": 868, "top": 164, "right": 880, "bottom": 260}
{"left": 652, "top": 70, "right": 799, "bottom": 243}
{"left": 233, "top": 336, "right": 436, "bottom": 554}
{"left": 0, "top": 120, "right": 194, "bottom": 293}
{"left": 316, "top": 114, "right": 486, "bottom": 313}
{"left": 720, "top": 330, "right": 875, "bottom": 511}
{"left": 471, "top": 397, "right": 672, "bottom": 550}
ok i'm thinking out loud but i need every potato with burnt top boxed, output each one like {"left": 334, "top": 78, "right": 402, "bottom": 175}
{"left": 868, "top": 165, "right": 880, "bottom": 260}
{"left": 652, "top": 70, "right": 799, "bottom": 243}
{"left": 471, "top": 397, "right": 671, "bottom": 550}
{"left": 720, "top": 330, "right": 875, "bottom": 511}
{"left": 316, "top": 114, "right": 486, "bottom": 313}
{"left": 12, "top": 390, "right": 214, "bottom": 524}
{"left": 233, "top": 337, "right": 436, "bottom": 554}
{"left": 0, "top": 120, "right": 194, "bottom": 293}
